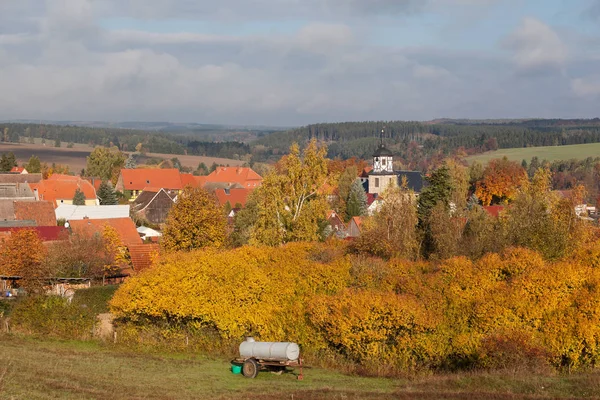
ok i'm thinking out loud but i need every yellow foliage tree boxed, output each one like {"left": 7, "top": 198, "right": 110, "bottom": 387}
{"left": 161, "top": 186, "right": 227, "bottom": 252}
{"left": 0, "top": 230, "right": 50, "bottom": 292}
{"left": 102, "top": 225, "right": 131, "bottom": 277}
{"left": 250, "top": 139, "right": 329, "bottom": 245}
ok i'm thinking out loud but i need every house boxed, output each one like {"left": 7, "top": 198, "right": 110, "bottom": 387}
{"left": 137, "top": 226, "right": 162, "bottom": 241}
{"left": 205, "top": 167, "right": 262, "bottom": 189}
{"left": 483, "top": 205, "right": 505, "bottom": 218}
{"left": 180, "top": 173, "right": 206, "bottom": 189}
{"left": 0, "top": 226, "right": 69, "bottom": 242}
{"left": 0, "top": 200, "right": 55, "bottom": 227}
{"left": 31, "top": 174, "right": 98, "bottom": 207}
{"left": 14, "top": 201, "right": 56, "bottom": 226}
{"left": 0, "top": 183, "right": 36, "bottom": 200}
{"left": 132, "top": 188, "right": 174, "bottom": 225}
{"left": 327, "top": 210, "right": 346, "bottom": 235}
{"left": 0, "top": 173, "right": 42, "bottom": 184}
{"left": 55, "top": 205, "right": 130, "bottom": 222}
{"left": 215, "top": 187, "right": 251, "bottom": 208}
{"left": 69, "top": 218, "right": 142, "bottom": 245}
{"left": 127, "top": 244, "right": 160, "bottom": 274}
{"left": 368, "top": 144, "right": 423, "bottom": 195}
{"left": 10, "top": 167, "right": 28, "bottom": 174}
{"left": 347, "top": 216, "right": 363, "bottom": 238}
{"left": 116, "top": 169, "right": 184, "bottom": 200}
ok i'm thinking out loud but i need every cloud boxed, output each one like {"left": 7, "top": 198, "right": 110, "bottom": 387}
{"left": 0, "top": 0, "right": 598, "bottom": 124}
{"left": 505, "top": 18, "right": 567, "bottom": 73}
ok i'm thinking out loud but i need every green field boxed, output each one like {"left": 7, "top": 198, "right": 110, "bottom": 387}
{"left": 465, "top": 143, "right": 600, "bottom": 165}
{"left": 0, "top": 336, "right": 599, "bottom": 399}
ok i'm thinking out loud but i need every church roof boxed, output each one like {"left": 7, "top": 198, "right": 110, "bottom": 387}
{"left": 373, "top": 144, "right": 393, "bottom": 157}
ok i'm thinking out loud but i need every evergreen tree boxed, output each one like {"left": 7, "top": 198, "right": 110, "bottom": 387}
{"left": 72, "top": 189, "right": 86, "bottom": 205}
{"left": 24, "top": 155, "right": 42, "bottom": 173}
{"left": 0, "top": 152, "right": 17, "bottom": 172}
{"left": 54, "top": 137, "right": 61, "bottom": 147}
{"left": 125, "top": 154, "right": 137, "bottom": 169}
{"left": 417, "top": 166, "right": 453, "bottom": 225}
{"left": 97, "top": 181, "right": 118, "bottom": 205}
{"left": 346, "top": 179, "right": 368, "bottom": 218}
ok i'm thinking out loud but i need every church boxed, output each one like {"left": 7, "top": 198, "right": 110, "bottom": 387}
{"left": 367, "top": 143, "right": 424, "bottom": 196}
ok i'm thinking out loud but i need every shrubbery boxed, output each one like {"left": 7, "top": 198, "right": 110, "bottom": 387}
{"left": 110, "top": 241, "right": 600, "bottom": 373}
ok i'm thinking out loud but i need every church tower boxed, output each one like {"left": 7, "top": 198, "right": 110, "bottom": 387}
{"left": 368, "top": 129, "right": 397, "bottom": 195}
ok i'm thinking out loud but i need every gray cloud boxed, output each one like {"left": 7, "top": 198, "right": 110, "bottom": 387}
{"left": 0, "top": 0, "right": 598, "bottom": 125}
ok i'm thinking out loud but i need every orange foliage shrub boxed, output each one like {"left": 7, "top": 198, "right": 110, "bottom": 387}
{"left": 111, "top": 241, "right": 600, "bottom": 372}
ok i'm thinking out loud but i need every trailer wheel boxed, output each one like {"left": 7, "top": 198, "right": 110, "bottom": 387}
{"left": 242, "top": 358, "right": 259, "bottom": 379}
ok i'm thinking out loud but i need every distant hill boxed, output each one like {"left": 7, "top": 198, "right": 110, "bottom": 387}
{"left": 252, "top": 119, "right": 600, "bottom": 165}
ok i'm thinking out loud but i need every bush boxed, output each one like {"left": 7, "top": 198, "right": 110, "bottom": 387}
{"left": 10, "top": 296, "right": 96, "bottom": 339}
{"left": 110, "top": 243, "right": 600, "bottom": 374}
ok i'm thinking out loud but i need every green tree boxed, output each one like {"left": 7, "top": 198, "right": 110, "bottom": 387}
{"left": 54, "top": 137, "right": 61, "bottom": 147}
{"left": 196, "top": 162, "right": 209, "bottom": 176}
{"left": 161, "top": 187, "right": 227, "bottom": 253}
{"left": 346, "top": 179, "right": 367, "bottom": 218}
{"left": 417, "top": 166, "right": 453, "bottom": 257}
{"left": 72, "top": 189, "right": 86, "bottom": 205}
{"left": 86, "top": 147, "right": 127, "bottom": 184}
{"left": 24, "top": 155, "right": 42, "bottom": 173}
{"left": 97, "top": 181, "right": 118, "bottom": 205}
{"left": 250, "top": 140, "right": 329, "bottom": 245}
{"left": 0, "top": 152, "right": 17, "bottom": 172}
{"left": 125, "top": 154, "right": 137, "bottom": 169}
{"left": 336, "top": 166, "right": 357, "bottom": 220}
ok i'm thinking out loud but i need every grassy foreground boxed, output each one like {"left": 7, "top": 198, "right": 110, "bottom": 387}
{"left": 0, "top": 336, "right": 598, "bottom": 399}
{"left": 465, "top": 142, "right": 600, "bottom": 165}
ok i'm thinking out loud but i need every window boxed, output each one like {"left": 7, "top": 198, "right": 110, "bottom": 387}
{"left": 375, "top": 178, "right": 379, "bottom": 188}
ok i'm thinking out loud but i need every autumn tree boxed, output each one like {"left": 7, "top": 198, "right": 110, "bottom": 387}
{"left": 0, "top": 230, "right": 50, "bottom": 292}
{"left": 97, "top": 181, "right": 118, "bottom": 205}
{"left": 346, "top": 179, "right": 367, "bottom": 218}
{"left": 162, "top": 186, "right": 227, "bottom": 252}
{"left": 72, "top": 188, "right": 86, "bottom": 205}
{"left": 417, "top": 166, "right": 453, "bottom": 258}
{"left": 102, "top": 225, "right": 132, "bottom": 277}
{"left": 445, "top": 158, "right": 470, "bottom": 209}
{"left": 250, "top": 139, "right": 329, "bottom": 245}
{"left": 86, "top": 146, "right": 127, "bottom": 184}
{"left": 475, "top": 157, "right": 528, "bottom": 206}
{"left": 351, "top": 185, "right": 420, "bottom": 260}
{"left": 46, "top": 234, "right": 107, "bottom": 278}
{"left": 24, "top": 155, "right": 42, "bottom": 173}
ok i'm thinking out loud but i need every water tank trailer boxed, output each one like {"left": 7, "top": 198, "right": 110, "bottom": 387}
{"left": 232, "top": 337, "right": 304, "bottom": 379}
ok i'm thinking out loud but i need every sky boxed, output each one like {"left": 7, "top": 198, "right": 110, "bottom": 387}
{"left": 1, "top": 0, "right": 600, "bottom": 126}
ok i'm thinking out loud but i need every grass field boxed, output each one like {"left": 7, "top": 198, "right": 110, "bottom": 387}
{"left": 0, "top": 142, "right": 243, "bottom": 172}
{"left": 0, "top": 336, "right": 599, "bottom": 399}
{"left": 465, "top": 143, "right": 600, "bottom": 165}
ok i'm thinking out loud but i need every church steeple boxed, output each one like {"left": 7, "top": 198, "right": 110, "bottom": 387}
{"left": 372, "top": 127, "right": 393, "bottom": 173}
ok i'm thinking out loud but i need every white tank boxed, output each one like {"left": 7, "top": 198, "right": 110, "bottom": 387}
{"left": 239, "top": 337, "right": 300, "bottom": 361}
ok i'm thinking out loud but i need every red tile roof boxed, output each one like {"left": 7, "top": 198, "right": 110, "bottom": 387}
{"left": 10, "top": 167, "right": 25, "bottom": 174}
{"left": 0, "top": 226, "right": 68, "bottom": 242}
{"left": 84, "top": 178, "right": 103, "bottom": 191}
{"left": 366, "top": 193, "right": 377, "bottom": 206}
{"left": 69, "top": 218, "right": 142, "bottom": 245}
{"left": 205, "top": 167, "right": 262, "bottom": 189}
{"left": 360, "top": 167, "right": 373, "bottom": 178}
{"left": 214, "top": 188, "right": 251, "bottom": 208}
{"left": 33, "top": 175, "right": 97, "bottom": 207}
{"left": 120, "top": 169, "right": 183, "bottom": 191}
{"left": 128, "top": 244, "right": 160, "bottom": 273}
{"left": 180, "top": 173, "right": 206, "bottom": 188}
{"left": 13, "top": 201, "right": 56, "bottom": 226}
{"left": 351, "top": 216, "right": 363, "bottom": 229}
{"left": 483, "top": 205, "right": 505, "bottom": 218}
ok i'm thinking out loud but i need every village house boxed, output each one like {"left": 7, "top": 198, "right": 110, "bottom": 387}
{"left": 132, "top": 188, "right": 175, "bottom": 225}
{"left": 0, "top": 173, "right": 42, "bottom": 185}
{"left": 326, "top": 210, "right": 346, "bottom": 237}
{"left": 0, "top": 200, "right": 56, "bottom": 227}
{"left": 347, "top": 216, "right": 363, "bottom": 238}
{"left": 69, "top": 217, "right": 142, "bottom": 245}
{"left": 214, "top": 187, "right": 252, "bottom": 209}
{"left": 115, "top": 169, "right": 184, "bottom": 201}
{"left": 31, "top": 174, "right": 98, "bottom": 207}
{"left": 204, "top": 167, "right": 262, "bottom": 189}
{"left": 55, "top": 204, "right": 130, "bottom": 222}
{"left": 127, "top": 243, "right": 160, "bottom": 274}
{"left": 10, "top": 167, "right": 28, "bottom": 174}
